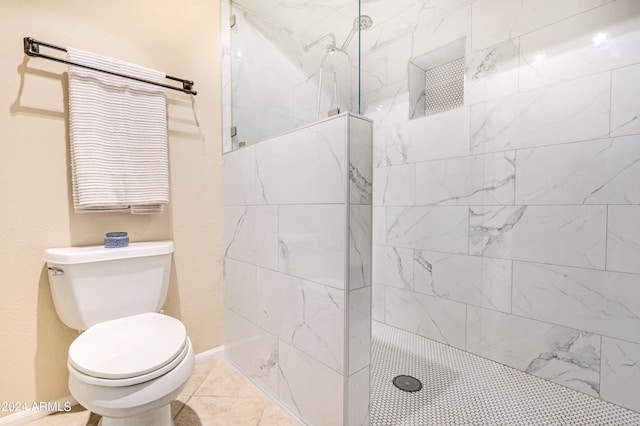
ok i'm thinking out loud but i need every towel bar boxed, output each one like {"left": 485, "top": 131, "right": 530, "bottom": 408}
{"left": 23, "top": 37, "right": 197, "bottom": 95}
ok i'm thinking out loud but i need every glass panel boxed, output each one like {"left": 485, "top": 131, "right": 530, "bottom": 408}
{"left": 229, "top": 0, "right": 363, "bottom": 150}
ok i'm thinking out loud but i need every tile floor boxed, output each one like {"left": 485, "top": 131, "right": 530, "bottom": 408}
{"left": 26, "top": 353, "right": 300, "bottom": 426}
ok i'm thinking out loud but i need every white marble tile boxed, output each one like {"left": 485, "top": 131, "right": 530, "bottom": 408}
{"left": 388, "top": 106, "right": 471, "bottom": 165}
{"left": 254, "top": 116, "right": 346, "bottom": 205}
{"left": 512, "top": 262, "right": 640, "bottom": 344}
{"left": 360, "top": 80, "right": 411, "bottom": 128}
{"left": 278, "top": 340, "right": 344, "bottom": 426}
{"left": 385, "top": 286, "right": 467, "bottom": 349}
{"left": 470, "top": 72, "right": 611, "bottom": 154}
{"left": 350, "top": 205, "right": 372, "bottom": 291}
{"left": 373, "top": 164, "right": 415, "bottom": 206}
{"left": 223, "top": 205, "right": 279, "bottom": 270}
{"left": 607, "top": 205, "right": 640, "bottom": 274}
{"left": 222, "top": 146, "right": 256, "bottom": 205}
{"left": 466, "top": 306, "right": 601, "bottom": 396}
{"left": 412, "top": 5, "right": 472, "bottom": 59}
{"left": 415, "top": 151, "right": 515, "bottom": 205}
{"left": 519, "top": 0, "right": 640, "bottom": 91}
{"left": 224, "top": 258, "right": 257, "bottom": 323}
{"left": 349, "top": 116, "right": 374, "bottom": 205}
{"left": 372, "top": 245, "right": 414, "bottom": 290}
{"left": 601, "top": 337, "right": 640, "bottom": 412}
{"left": 224, "top": 308, "right": 279, "bottom": 395}
{"left": 465, "top": 39, "right": 519, "bottom": 105}
{"left": 348, "top": 366, "right": 370, "bottom": 426}
{"left": 611, "top": 63, "right": 640, "bottom": 137}
{"left": 414, "top": 250, "right": 511, "bottom": 313}
{"left": 361, "top": 45, "right": 389, "bottom": 95}
{"left": 373, "top": 126, "right": 389, "bottom": 168}
{"left": 516, "top": 136, "right": 640, "bottom": 205}
{"left": 372, "top": 283, "right": 385, "bottom": 323}
{"left": 469, "top": 205, "right": 607, "bottom": 269}
{"left": 471, "top": 0, "right": 607, "bottom": 52}
{"left": 279, "top": 205, "right": 345, "bottom": 289}
{"left": 349, "top": 286, "right": 372, "bottom": 375}
{"left": 372, "top": 206, "right": 387, "bottom": 245}
{"left": 387, "top": 206, "right": 469, "bottom": 253}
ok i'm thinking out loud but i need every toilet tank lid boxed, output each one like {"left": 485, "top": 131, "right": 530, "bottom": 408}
{"left": 43, "top": 241, "right": 174, "bottom": 264}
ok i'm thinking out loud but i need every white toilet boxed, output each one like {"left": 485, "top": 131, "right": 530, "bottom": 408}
{"left": 43, "top": 240, "right": 195, "bottom": 426}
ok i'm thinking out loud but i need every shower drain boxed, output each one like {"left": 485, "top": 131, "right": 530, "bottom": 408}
{"left": 392, "top": 375, "right": 423, "bottom": 392}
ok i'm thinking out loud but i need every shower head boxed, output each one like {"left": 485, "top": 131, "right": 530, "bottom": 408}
{"left": 321, "top": 44, "right": 350, "bottom": 73}
{"left": 340, "top": 15, "right": 374, "bottom": 51}
{"left": 353, "top": 15, "right": 373, "bottom": 31}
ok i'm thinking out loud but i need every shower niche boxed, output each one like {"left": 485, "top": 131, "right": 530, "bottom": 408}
{"left": 408, "top": 37, "right": 465, "bottom": 119}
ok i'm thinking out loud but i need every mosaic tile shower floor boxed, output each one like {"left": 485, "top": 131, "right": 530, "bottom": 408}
{"left": 370, "top": 321, "right": 640, "bottom": 426}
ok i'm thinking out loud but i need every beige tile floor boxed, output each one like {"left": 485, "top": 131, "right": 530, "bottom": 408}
{"left": 26, "top": 353, "right": 300, "bottom": 426}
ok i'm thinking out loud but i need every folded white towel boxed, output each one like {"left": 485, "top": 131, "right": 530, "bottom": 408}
{"left": 67, "top": 48, "right": 169, "bottom": 214}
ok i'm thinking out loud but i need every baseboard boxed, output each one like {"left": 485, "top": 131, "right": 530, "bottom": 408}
{"left": 0, "top": 395, "right": 77, "bottom": 426}
{"left": 195, "top": 344, "right": 224, "bottom": 363}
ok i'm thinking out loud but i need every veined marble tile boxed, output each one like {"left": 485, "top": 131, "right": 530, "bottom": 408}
{"left": 373, "top": 206, "right": 386, "bottom": 245}
{"left": 349, "top": 116, "right": 374, "bottom": 205}
{"left": 601, "top": 337, "right": 640, "bottom": 412}
{"left": 414, "top": 250, "right": 511, "bottom": 313}
{"left": 224, "top": 258, "right": 257, "bottom": 323}
{"left": 256, "top": 268, "right": 345, "bottom": 374}
{"left": 254, "top": 116, "right": 346, "bottom": 205}
{"left": 373, "top": 164, "right": 415, "bottom": 206}
{"left": 471, "top": 0, "right": 607, "bottom": 52}
{"left": 278, "top": 340, "right": 344, "bottom": 426}
{"left": 360, "top": 80, "right": 410, "bottom": 128}
{"left": 279, "top": 205, "right": 345, "bottom": 289}
{"left": 513, "top": 262, "right": 640, "bottom": 344}
{"left": 223, "top": 205, "right": 279, "bottom": 270}
{"left": 519, "top": 0, "right": 640, "bottom": 91}
{"left": 469, "top": 205, "right": 607, "bottom": 269}
{"left": 387, "top": 206, "right": 469, "bottom": 254}
{"left": 412, "top": 5, "right": 471, "bottom": 59}
{"left": 348, "top": 365, "right": 370, "bottom": 426}
{"left": 224, "top": 308, "right": 279, "bottom": 395}
{"left": 470, "top": 72, "right": 610, "bottom": 154}
{"left": 465, "top": 39, "right": 519, "bottom": 105}
{"left": 372, "top": 282, "right": 385, "bottom": 323}
{"left": 372, "top": 245, "right": 414, "bottom": 290}
{"left": 611, "top": 63, "right": 640, "bottom": 137}
{"left": 373, "top": 127, "right": 390, "bottom": 168}
{"left": 349, "top": 286, "right": 372, "bottom": 375}
{"left": 361, "top": 45, "right": 389, "bottom": 95}
{"left": 385, "top": 286, "right": 466, "bottom": 349}
{"left": 466, "top": 306, "right": 601, "bottom": 397}
{"left": 350, "top": 205, "right": 372, "bottom": 290}
{"left": 516, "top": 136, "right": 640, "bottom": 205}
{"left": 385, "top": 106, "right": 471, "bottom": 165}
{"left": 415, "top": 151, "right": 515, "bottom": 205}
{"left": 607, "top": 205, "right": 640, "bottom": 274}
{"left": 222, "top": 145, "right": 256, "bottom": 205}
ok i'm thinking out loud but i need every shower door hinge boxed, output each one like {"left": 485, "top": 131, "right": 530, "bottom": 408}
{"left": 230, "top": 15, "right": 236, "bottom": 28}
{"left": 230, "top": 126, "right": 237, "bottom": 137}
{"left": 328, "top": 108, "right": 341, "bottom": 117}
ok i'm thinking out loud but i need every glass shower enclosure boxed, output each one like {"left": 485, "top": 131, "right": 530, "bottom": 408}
{"left": 224, "top": 0, "right": 366, "bottom": 151}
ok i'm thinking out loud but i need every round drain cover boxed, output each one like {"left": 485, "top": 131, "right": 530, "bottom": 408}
{"left": 392, "top": 375, "right": 422, "bottom": 392}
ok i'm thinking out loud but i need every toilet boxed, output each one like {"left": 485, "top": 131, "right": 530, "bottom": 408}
{"left": 43, "top": 240, "right": 194, "bottom": 426}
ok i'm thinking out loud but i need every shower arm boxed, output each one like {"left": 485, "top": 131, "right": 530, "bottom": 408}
{"left": 304, "top": 33, "right": 337, "bottom": 52}
{"left": 340, "top": 29, "right": 356, "bottom": 51}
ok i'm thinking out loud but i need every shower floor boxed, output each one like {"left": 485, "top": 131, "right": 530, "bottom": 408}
{"left": 370, "top": 321, "right": 640, "bottom": 426}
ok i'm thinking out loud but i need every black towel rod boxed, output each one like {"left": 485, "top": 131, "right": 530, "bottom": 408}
{"left": 23, "top": 37, "right": 197, "bottom": 95}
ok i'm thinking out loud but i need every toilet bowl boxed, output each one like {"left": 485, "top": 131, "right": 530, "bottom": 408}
{"left": 66, "top": 313, "right": 195, "bottom": 425}
{"left": 43, "top": 241, "right": 194, "bottom": 425}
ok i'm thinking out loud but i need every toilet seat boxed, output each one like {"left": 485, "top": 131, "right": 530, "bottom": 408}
{"left": 68, "top": 313, "right": 188, "bottom": 387}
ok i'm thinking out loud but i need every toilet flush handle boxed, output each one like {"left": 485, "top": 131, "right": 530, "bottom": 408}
{"left": 47, "top": 266, "right": 64, "bottom": 276}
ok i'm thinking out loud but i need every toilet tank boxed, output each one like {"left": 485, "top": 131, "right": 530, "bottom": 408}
{"left": 43, "top": 241, "right": 174, "bottom": 330}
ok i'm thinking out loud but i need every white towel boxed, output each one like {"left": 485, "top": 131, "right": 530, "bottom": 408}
{"left": 67, "top": 48, "right": 169, "bottom": 214}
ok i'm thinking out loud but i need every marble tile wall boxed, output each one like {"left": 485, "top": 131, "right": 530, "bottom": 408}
{"left": 363, "top": 0, "right": 640, "bottom": 413}
{"left": 222, "top": 114, "right": 373, "bottom": 425}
